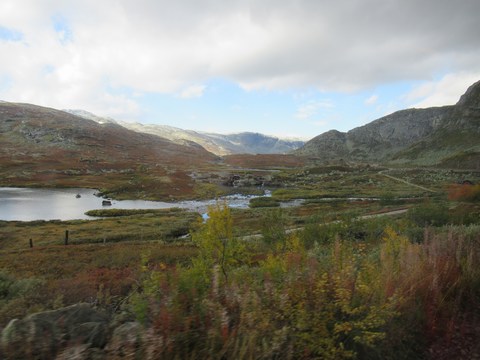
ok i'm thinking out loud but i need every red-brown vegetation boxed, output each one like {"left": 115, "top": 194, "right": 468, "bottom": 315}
{"left": 224, "top": 154, "right": 306, "bottom": 169}
{"left": 448, "top": 183, "right": 480, "bottom": 202}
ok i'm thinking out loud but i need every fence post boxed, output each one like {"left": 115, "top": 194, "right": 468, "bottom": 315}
{"left": 65, "top": 230, "right": 69, "bottom": 245}
{"left": 29, "top": 238, "right": 33, "bottom": 248}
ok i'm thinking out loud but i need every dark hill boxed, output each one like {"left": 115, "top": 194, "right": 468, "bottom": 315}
{"left": 0, "top": 102, "right": 219, "bottom": 199}
{"left": 391, "top": 80, "right": 480, "bottom": 168}
{"left": 297, "top": 80, "right": 480, "bottom": 168}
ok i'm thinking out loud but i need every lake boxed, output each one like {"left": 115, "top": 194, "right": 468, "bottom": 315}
{"left": 0, "top": 187, "right": 278, "bottom": 221}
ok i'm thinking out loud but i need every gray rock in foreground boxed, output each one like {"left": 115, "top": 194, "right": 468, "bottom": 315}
{"left": 1, "top": 303, "right": 109, "bottom": 359}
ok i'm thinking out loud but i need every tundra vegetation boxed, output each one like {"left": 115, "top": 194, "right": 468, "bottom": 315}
{"left": 0, "top": 165, "right": 479, "bottom": 359}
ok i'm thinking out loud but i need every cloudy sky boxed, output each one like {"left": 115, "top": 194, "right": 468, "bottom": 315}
{"left": 1, "top": 0, "right": 479, "bottom": 139}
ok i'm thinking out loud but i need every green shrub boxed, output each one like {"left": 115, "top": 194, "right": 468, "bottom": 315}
{"left": 125, "top": 219, "right": 480, "bottom": 358}
{"left": 449, "top": 204, "right": 480, "bottom": 225}
{"left": 249, "top": 196, "right": 280, "bottom": 208}
{"left": 85, "top": 208, "right": 184, "bottom": 217}
{"left": 379, "top": 192, "right": 407, "bottom": 206}
{"left": 261, "top": 209, "right": 287, "bottom": 247}
{"left": 128, "top": 234, "right": 401, "bottom": 359}
{"left": 0, "top": 271, "right": 51, "bottom": 328}
{"left": 301, "top": 215, "right": 393, "bottom": 248}
{"left": 407, "top": 202, "right": 450, "bottom": 227}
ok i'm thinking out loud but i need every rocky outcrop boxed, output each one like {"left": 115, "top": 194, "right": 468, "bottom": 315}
{"left": 1, "top": 303, "right": 109, "bottom": 359}
{"left": 296, "top": 130, "right": 348, "bottom": 160}
{"left": 346, "top": 107, "right": 449, "bottom": 161}
{"left": 104, "top": 321, "right": 144, "bottom": 359}
{"left": 0, "top": 304, "right": 157, "bottom": 360}
{"left": 444, "top": 79, "right": 480, "bottom": 130}
{"left": 297, "top": 107, "right": 449, "bottom": 162}
{"left": 296, "top": 80, "right": 480, "bottom": 168}
{"left": 391, "top": 80, "right": 480, "bottom": 168}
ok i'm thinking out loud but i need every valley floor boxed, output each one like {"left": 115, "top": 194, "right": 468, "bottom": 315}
{"left": 1, "top": 165, "right": 479, "bottom": 359}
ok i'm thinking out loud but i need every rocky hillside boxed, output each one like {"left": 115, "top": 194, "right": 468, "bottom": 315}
{"left": 65, "top": 110, "right": 304, "bottom": 156}
{"left": 0, "top": 103, "right": 219, "bottom": 199}
{"left": 297, "top": 80, "right": 480, "bottom": 168}
{"left": 392, "top": 80, "right": 480, "bottom": 168}
{"left": 297, "top": 107, "right": 451, "bottom": 161}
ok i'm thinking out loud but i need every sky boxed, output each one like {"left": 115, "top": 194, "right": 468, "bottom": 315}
{"left": 0, "top": 0, "right": 479, "bottom": 140}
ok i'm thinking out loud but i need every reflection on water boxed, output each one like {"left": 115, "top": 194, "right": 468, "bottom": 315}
{"left": 0, "top": 187, "right": 288, "bottom": 221}
{"left": 0, "top": 187, "right": 105, "bottom": 221}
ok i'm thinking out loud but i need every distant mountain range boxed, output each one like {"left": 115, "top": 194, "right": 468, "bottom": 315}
{"left": 1, "top": 79, "right": 479, "bottom": 186}
{"left": 296, "top": 80, "right": 480, "bottom": 169}
{"left": 65, "top": 110, "right": 305, "bottom": 156}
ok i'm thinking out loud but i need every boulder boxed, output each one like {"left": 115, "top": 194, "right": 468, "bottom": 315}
{"left": 105, "top": 321, "right": 143, "bottom": 359}
{"left": 1, "top": 303, "right": 109, "bottom": 359}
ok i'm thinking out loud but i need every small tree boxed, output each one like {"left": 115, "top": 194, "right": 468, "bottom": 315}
{"left": 192, "top": 202, "right": 245, "bottom": 282}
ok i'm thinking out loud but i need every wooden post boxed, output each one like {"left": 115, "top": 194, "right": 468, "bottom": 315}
{"left": 65, "top": 230, "right": 69, "bottom": 245}
{"left": 29, "top": 238, "right": 33, "bottom": 248}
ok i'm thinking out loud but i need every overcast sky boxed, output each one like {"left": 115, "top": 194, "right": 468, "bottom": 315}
{"left": 1, "top": 0, "right": 479, "bottom": 139}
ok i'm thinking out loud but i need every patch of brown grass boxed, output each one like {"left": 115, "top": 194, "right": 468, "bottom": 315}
{"left": 223, "top": 154, "right": 306, "bottom": 169}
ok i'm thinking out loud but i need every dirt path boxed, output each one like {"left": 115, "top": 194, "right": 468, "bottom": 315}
{"left": 240, "top": 207, "right": 409, "bottom": 241}
{"left": 379, "top": 170, "right": 438, "bottom": 193}
{"left": 359, "top": 208, "right": 408, "bottom": 219}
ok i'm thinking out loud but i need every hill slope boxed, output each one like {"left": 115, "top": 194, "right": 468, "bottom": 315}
{"left": 392, "top": 80, "right": 480, "bottom": 168}
{"left": 65, "top": 110, "right": 304, "bottom": 156}
{"left": 297, "top": 107, "right": 450, "bottom": 161}
{"left": 0, "top": 103, "right": 219, "bottom": 199}
{"left": 297, "top": 80, "right": 480, "bottom": 168}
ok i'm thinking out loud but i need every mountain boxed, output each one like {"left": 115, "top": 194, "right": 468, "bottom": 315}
{"left": 198, "top": 132, "right": 305, "bottom": 156}
{"left": 0, "top": 103, "right": 219, "bottom": 199}
{"left": 296, "top": 80, "right": 480, "bottom": 168}
{"left": 64, "top": 109, "right": 117, "bottom": 125}
{"left": 297, "top": 107, "right": 449, "bottom": 161}
{"left": 391, "top": 80, "right": 480, "bottom": 168}
{"left": 64, "top": 110, "right": 305, "bottom": 156}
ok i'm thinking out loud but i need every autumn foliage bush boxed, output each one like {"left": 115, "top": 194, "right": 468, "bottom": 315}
{"left": 448, "top": 183, "right": 480, "bottom": 202}
{"left": 128, "top": 204, "right": 480, "bottom": 359}
{"left": 1, "top": 201, "right": 478, "bottom": 358}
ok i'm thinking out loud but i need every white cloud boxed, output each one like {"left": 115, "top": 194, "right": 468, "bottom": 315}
{"left": 0, "top": 0, "right": 479, "bottom": 117}
{"left": 295, "top": 100, "right": 334, "bottom": 120}
{"left": 311, "top": 120, "right": 329, "bottom": 127}
{"left": 178, "top": 84, "right": 206, "bottom": 99}
{"left": 405, "top": 72, "right": 480, "bottom": 108}
{"left": 365, "top": 94, "right": 378, "bottom": 105}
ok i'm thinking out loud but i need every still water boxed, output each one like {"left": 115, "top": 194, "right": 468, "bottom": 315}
{"left": 0, "top": 187, "right": 274, "bottom": 221}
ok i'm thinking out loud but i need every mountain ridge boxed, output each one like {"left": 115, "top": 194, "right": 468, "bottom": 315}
{"left": 296, "top": 80, "right": 480, "bottom": 168}
{"left": 65, "top": 109, "right": 305, "bottom": 156}
{"left": 296, "top": 106, "right": 451, "bottom": 161}
{"left": 0, "top": 102, "right": 219, "bottom": 199}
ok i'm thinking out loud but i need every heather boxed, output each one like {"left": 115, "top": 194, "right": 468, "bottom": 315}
{"left": 124, "top": 204, "right": 480, "bottom": 359}
{"left": 1, "top": 184, "right": 479, "bottom": 358}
